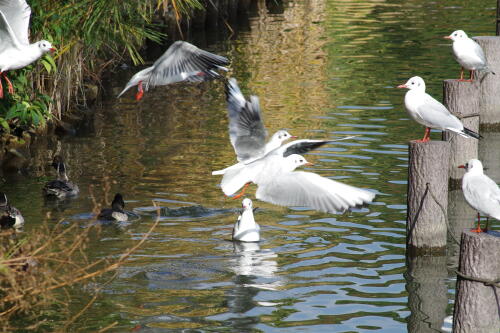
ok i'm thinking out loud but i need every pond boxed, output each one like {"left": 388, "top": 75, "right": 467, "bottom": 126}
{"left": 2, "top": 0, "right": 498, "bottom": 331}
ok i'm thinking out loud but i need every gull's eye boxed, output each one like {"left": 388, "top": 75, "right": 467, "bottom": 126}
{"left": 454, "top": 33, "right": 457, "bottom": 36}
{"left": 411, "top": 81, "right": 415, "bottom": 85}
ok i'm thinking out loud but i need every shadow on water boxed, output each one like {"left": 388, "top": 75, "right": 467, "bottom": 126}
{"left": 1, "top": 0, "right": 499, "bottom": 331}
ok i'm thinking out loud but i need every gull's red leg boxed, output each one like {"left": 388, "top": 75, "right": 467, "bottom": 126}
{"left": 464, "top": 70, "right": 474, "bottom": 83}
{"left": 471, "top": 212, "right": 483, "bottom": 232}
{"left": 414, "top": 127, "right": 431, "bottom": 143}
{"left": 135, "top": 80, "right": 144, "bottom": 101}
{"left": 2, "top": 73, "right": 13, "bottom": 94}
{"left": 458, "top": 67, "right": 465, "bottom": 81}
{"left": 232, "top": 182, "right": 251, "bottom": 200}
{"left": 423, "top": 127, "right": 431, "bottom": 142}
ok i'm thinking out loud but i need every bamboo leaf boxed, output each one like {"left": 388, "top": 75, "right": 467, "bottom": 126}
{"left": 41, "top": 59, "right": 51, "bottom": 74}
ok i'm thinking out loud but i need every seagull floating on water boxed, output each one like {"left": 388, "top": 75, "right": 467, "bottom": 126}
{"left": 0, "top": 192, "right": 24, "bottom": 229}
{"left": 43, "top": 156, "right": 79, "bottom": 198}
{"left": 397, "top": 76, "right": 481, "bottom": 142}
{"left": 444, "top": 30, "right": 495, "bottom": 82}
{"left": 232, "top": 198, "right": 260, "bottom": 242}
{"left": 212, "top": 78, "right": 296, "bottom": 176}
{"left": 98, "top": 193, "right": 128, "bottom": 221}
{"left": 459, "top": 159, "right": 500, "bottom": 232}
{"left": 0, "top": 0, "right": 55, "bottom": 98}
{"left": 118, "top": 41, "right": 230, "bottom": 101}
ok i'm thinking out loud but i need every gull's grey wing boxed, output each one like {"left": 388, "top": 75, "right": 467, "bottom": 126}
{"left": 0, "top": 11, "right": 21, "bottom": 52}
{"left": 146, "top": 41, "right": 230, "bottom": 89}
{"left": 416, "top": 94, "right": 464, "bottom": 131}
{"left": 471, "top": 38, "right": 487, "bottom": 66}
{"left": 0, "top": 0, "right": 30, "bottom": 46}
{"left": 256, "top": 171, "right": 375, "bottom": 213}
{"left": 226, "top": 78, "right": 267, "bottom": 162}
{"left": 117, "top": 66, "right": 154, "bottom": 97}
{"left": 276, "top": 136, "right": 357, "bottom": 158}
{"left": 463, "top": 174, "right": 500, "bottom": 216}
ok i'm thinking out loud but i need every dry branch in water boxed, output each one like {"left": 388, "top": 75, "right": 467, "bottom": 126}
{"left": 0, "top": 202, "right": 160, "bottom": 332}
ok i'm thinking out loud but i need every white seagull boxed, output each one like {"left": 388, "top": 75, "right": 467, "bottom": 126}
{"left": 118, "top": 41, "right": 230, "bottom": 101}
{"left": 444, "top": 30, "right": 495, "bottom": 82}
{"left": 0, "top": 0, "right": 55, "bottom": 98}
{"left": 212, "top": 78, "right": 296, "bottom": 175}
{"left": 397, "top": 76, "right": 481, "bottom": 142}
{"left": 459, "top": 159, "right": 500, "bottom": 232}
{"left": 232, "top": 198, "right": 260, "bottom": 242}
{"left": 220, "top": 150, "right": 375, "bottom": 214}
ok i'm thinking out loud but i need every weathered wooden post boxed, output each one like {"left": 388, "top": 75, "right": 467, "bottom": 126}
{"left": 406, "top": 255, "right": 448, "bottom": 333}
{"left": 442, "top": 80, "right": 480, "bottom": 179}
{"left": 453, "top": 231, "right": 500, "bottom": 332}
{"left": 406, "top": 141, "right": 451, "bottom": 254}
{"left": 447, "top": 185, "right": 476, "bottom": 258}
{"left": 474, "top": 36, "right": 500, "bottom": 127}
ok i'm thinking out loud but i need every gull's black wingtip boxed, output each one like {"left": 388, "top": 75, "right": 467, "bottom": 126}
{"left": 463, "top": 127, "right": 482, "bottom": 140}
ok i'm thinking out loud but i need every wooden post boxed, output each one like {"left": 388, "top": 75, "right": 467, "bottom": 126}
{"left": 406, "top": 141, "right": 450, "bottom": 254}
{"left": 442, "top": 80, "right": 480, "bottom": 180}
{"left": 406, "top": 254, "right": 448, "bottom": 333}
{"left": 447, "top": 186, "right": 477, "bottom": 253}
{"left": 453, "top": 230, "right": 500, "bottom": 332}
{"left": 474, "top": 36, "right": 500, "bottom": 127}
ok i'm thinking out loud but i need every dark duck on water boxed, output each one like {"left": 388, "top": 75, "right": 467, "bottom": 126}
{"left": 43, "top": 156, "right": 79, "bottom": 199}
{"left": 98, "top": 193, "right": 128, "bottom": 222}
{"left": 0, "top": 193, "right": 24, "bottom": 229}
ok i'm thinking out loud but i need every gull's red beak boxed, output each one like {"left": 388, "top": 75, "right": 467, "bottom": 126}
{"left": 443, "top": 36, "right": 452, "bottom": 39}
{"left": 397, "top": 84, "right": 407, "bottom": 89}
{"left": 49, "top": 47, "right": 56, "bottom": 53}
{"left": 290, "top": 136, "right": 298, "bottom": 139}
{"left": 305, "top": 162, "right": 314, "bottom": 166}
{"left": 458, "top": 165, "right": 465, "bottom": 169}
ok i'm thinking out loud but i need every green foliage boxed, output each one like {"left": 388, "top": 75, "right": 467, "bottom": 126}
{"left": 157, "top": 0, "right": 204, "bottom": 22}
{"left": 0, "top": 0, "right": 206, "bottom": 130}
{"left": 31, "top": 0, "right": 164, "bottom": 66}
{"left": 0, "top": 66, "right": 52, "bottom": 132}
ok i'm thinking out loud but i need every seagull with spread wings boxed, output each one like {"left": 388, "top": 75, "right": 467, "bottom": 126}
{"left": 118, "top": 41, "right": 230, "bottom": 101}
{"left": 212, "top": 78, "right": 295, "bottom": 176}
{"left": 0, "top": 0, "right": 55, "bottom": 98}
{"left": 213, "top": 79, "right": 375, "bottom": 213}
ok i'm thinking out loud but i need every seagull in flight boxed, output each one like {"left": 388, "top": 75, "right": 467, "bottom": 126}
{"left": 118, "top": 41, "right": 230, "bottom": 101}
